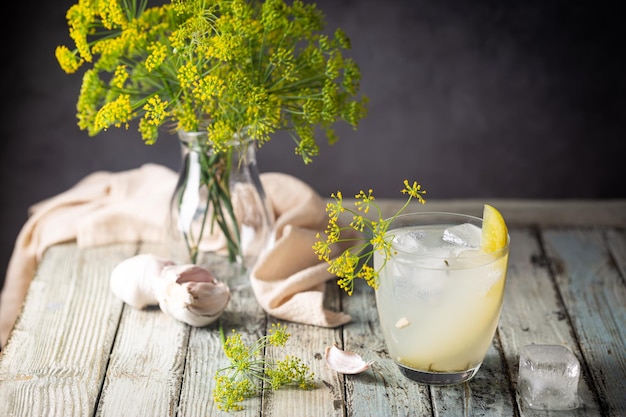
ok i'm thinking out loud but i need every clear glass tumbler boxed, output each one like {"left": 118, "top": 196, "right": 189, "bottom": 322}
{"left": 374, "top": 212, "right": 510, "bottom": 385}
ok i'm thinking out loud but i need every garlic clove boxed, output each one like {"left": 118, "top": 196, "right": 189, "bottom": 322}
{"left": 154, "top": 264, "right": 231, "bottom": 327}
{"left": 184, "top": 281, "right": 231, "bottom": 317}
{"left": 324, "top": 345, "right": 373, "bottom": 374}
{"left": 110, "top": 254, "right": 174, "bottom": 309}
{"left": 169, "top": 264, "right": 219, "bottom": 284}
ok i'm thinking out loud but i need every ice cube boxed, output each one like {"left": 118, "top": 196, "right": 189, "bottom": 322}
{"left": 392, "top": 229, "right": 426, "bottom": 253}
{"left": 388, "top": 263, "right": 445, "bottom": 301}
{"left": 442, "top": 223, "right": 481, "bottom": 248}
{"left": 518, "top": 344, "right": 580, "bottom": 410}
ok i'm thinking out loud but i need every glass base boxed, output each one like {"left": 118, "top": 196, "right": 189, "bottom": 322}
{"left": 397, "top": 363, "right": 481, "bottom": 385}
{"left": 197, "top": 252, "right": 250, "bottom": 291}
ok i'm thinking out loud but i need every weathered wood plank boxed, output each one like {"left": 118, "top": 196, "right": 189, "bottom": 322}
{"left": 497, "top": 228, "right": 601, "bottom": 416}
{"left": 178, "top": 277, "right": 266, "bottom": 417}
{"left": 342, "top": 279, "right": 434, "bottom": 417}
{"left": 542, "top": 228, "right": 626, "bottom": 417}
{"left": 0, "top": 243, "right": 137, "bottom": 417}
{"left": 262, "top": 283, "right": 344, "bottom": 417}
{"left": 430, "top": 337, "right": 515, "bottom": 417}
{"left": 95, "top": 243, "right": 189, "bottom": 417}
{"left": 606, "top": 229, "right": 626, "bottom": 283}
{"left": 371, "top": 199, "right": 626, "bottom": 227}
{"left": 96, "top": 306, "right": 189, "bottom": 417}
{"left": 263, "top": 319, "right": 342, "bottom": 417}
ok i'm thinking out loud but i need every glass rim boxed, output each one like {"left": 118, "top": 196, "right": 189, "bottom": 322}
{"left": 385, "top": 211, "right": 510, "bottom": 261}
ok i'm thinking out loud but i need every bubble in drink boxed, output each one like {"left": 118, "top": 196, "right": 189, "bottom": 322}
{"left": 518, "top": 344, "right": 580, "bottom": 410}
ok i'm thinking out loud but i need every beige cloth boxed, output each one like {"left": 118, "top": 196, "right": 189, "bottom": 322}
{"left": 251, "top": 174, "right": 351, "bottom": 328}
{"left": 0, "top": 164, "right": 350, "bottom": 347}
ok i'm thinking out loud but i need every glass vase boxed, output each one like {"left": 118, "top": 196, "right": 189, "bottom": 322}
{"left": 168, "top": 130, "right": 275, "bottom": 289}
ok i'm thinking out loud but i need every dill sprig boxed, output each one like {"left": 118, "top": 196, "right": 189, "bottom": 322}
{"left": 313, "top": 180, "right": 427, "bottom": 295}
{"left": 214, "top": 323, "right": 315, "bottom": 412}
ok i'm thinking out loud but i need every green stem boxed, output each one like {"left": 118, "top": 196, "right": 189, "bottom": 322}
{"left": 219, "top": 321, "right": 226, "bottom": 345}
{"left": 200, "top": 143, "right": 242, "bottom": 264}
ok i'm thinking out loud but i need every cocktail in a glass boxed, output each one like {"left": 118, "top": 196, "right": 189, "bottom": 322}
{"left": 374, "top": 211, "right": 510, "bottom": 385}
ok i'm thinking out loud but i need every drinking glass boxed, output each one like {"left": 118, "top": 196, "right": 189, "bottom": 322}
{"left": 374, "top": 212, "right": 510, "bottom": 385}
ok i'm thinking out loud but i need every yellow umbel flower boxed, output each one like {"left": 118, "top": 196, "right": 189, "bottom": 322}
{"left": 99, "top": 0, "right": 127, "bottom": 29}
{"left": 355, "top": 189, "right": 374, "bottom": 213}
{"left": 56, "top": 0, "right": 367, "bottom": 161}
{"left": 139, "top": 96, "right": 170, "bottom": 143}
{"left": 94, "top": 94, "right": 133, "bottom": 131}
{"left": 267, "top": 322, "right": 290, "bottom": 347}
{"left": 55, "top": 46, "right": 83, "bottom": 74}
{"left": 144, "top": 42, "right": 168, "bottom": 72}
{"left": 313, "top": 180, "right": 427, "bottom": 294}
{"left": 214, "top": 324, "right": 314, "bottom": 412}
{"left": 110, "top": 65, "right": 128, "bottom": 89}
{"left": 402, "top": 179, "right": 427, "bottom": 203}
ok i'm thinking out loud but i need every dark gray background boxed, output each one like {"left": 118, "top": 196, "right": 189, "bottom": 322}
{"left": 1, "top": 0, "right": 625, "bottom": 291}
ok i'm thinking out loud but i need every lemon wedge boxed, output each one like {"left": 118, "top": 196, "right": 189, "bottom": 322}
{"left": 480, "top": 204, "right": 508, "bottom": 253}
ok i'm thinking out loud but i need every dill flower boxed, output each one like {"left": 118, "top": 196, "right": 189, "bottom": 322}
{"left": 55, "top": 0, "right": 368, "bottom": 163}
{"left": 214, "top": 323, "right": 315, "bottom": 412}
{"left": 314, "top": 180, "right": 427, "bottom": 295}
{"left": 56, "top": 0, "right": 368, "bottom": 267}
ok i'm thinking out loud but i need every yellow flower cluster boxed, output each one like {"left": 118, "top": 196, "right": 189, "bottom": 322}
{"left": 314, "top": 180, "right": 427, "bottom": 295}
{"left": 55, "top": 0, "right": 368, "bottom": 163}
{"left": 214, "top": 323, "right": 314, "bottom": 412}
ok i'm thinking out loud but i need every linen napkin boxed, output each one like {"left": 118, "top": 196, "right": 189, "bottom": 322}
{"left": 251, "top": 173, "right": 351, "bottom": 328}
{"left": 0, "top": 164, "right": 351, "bottom": 347}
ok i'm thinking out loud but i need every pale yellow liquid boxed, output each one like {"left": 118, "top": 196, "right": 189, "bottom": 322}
{"left": 375, "top": 224, "right": 508, "bottom": 373}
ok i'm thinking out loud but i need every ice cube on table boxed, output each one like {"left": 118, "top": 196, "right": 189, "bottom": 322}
{"left": 518, "top": 344, "right": 580, "bottom": 410}
{"left": 442, "top": 223, "right": 481, "bottom": 248}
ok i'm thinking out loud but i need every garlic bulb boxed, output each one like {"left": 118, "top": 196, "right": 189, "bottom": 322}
{"left": 110, "top": 255, "right": 231, "bottom": 327}
{"left": 324, "top": 345, "right": 373, "bottom": 374}
{"left": 109, "top": 254, "right": 173, "bottom": 309}
{"left": 154, "top": 264, "right": 231, "bottom": 327}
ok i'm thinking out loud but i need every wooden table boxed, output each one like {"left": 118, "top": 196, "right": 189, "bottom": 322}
{"left": 1, "top": 199, "right": 625, "bottom": 416}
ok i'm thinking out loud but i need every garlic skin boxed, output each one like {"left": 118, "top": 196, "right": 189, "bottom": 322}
{"left": 110, "top": 254, "right": 174, "bottom": 309}
{"left": 324, "top": 345, "right": 373, "bottom": 374}
{"left": 154, "top": 264, "right": 231, "bottom": 327}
